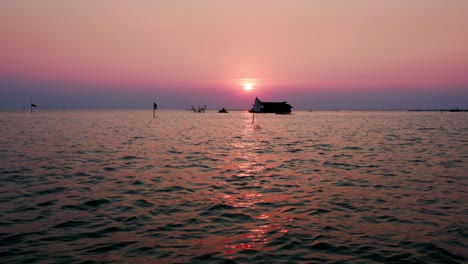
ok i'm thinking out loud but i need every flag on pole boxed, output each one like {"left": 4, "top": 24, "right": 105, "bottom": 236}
{"left": 31, "top": 104, "right": 37, "bottom": 107}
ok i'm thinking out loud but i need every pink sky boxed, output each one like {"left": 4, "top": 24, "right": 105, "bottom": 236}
{"left": 1, "top": 0, "right": 467, "bottom": 109}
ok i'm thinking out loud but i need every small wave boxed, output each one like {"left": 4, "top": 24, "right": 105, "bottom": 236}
{"left": 73, "top": 172, "right": 90, "bottom": 177}
{"left": 376, "top": 215, "right": 414, "bottom": 224}
{"left": 220, "top": 213, "right": 255, "bottom": 221}
{"left": 191, "top": 253, "right": 231, "bottom": 263}
{"left": 168, "top": 148, "right": 183, "bottom": 154}
{"left": 84, "top": 241, "right": 137, "bottom": 254}
{"left": 83, "top": 198, "right": 112, "bottom": 208}
{"left": 415, "top": 242, "right": 467, "bottom": 262}
{"left": 130, "top": 180, "right": 145, "bottom": 185}
{"left": 343, "top": 146, "right": 363, "bottom": 150}
{"left": 323, "top": 161, "right": 361, "bottom": 169}
{"left": 332, "top": 202, "right": 357, "bottom": 210}
{"left": 53, "top": 220, "right": 89, "bottom": 228}
{"left": 155, "top": 186, "right": 194, "bottom": 193}
{"left": 133, "top": 199, "right": 154, "bottom": 208}
{"left": 308, "top": 208, "right": 330, "bottom": 215}
{"left": 120, "top": 155, "right": 140, "bottom": 160}
{"left": 0, "top": 231, "right": 45, "bottom": 246}
{"left": 36, "top": 200, "right": 57, "bottom": 207}
{"left": 36, "top": 187, "right": 68, "bottom": 195}
{"left": 288, "top": 148, "right": 303, "bottom": 153}
{"left": 207, "top": 204, "right": 236, "bottom": 212}
{"left": 310, "top": 241, "right": 334, "bottom": 250}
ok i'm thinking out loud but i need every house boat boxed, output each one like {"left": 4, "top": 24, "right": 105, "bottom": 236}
{"left": 249, "top": 97, "right": 293, "bottom": 114}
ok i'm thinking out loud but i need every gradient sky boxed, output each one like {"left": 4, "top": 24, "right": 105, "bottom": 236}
{"left": 1, "top": 0, "right": 467, "bottom": 110}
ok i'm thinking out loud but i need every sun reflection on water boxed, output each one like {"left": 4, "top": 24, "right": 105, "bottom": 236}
{"left": 218, "top": 114, "right": 290, "bottom": 254}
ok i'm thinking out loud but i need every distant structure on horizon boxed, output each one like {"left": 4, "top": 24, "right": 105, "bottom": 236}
{"left": 153, "top": 102, "right": 157, "bottom": 118}
{"left": 249, "top": 97, "right": 293, "bottom": 114}
{"left": 191, "top": 104, "right": 207, "bottom": 113}
{"left": 408, "top": 107, "right": 468, "bottom": 112}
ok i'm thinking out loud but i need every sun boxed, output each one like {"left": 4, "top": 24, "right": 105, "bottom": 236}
{"left": 243, "top": 82, "right": 254, "bottom": 91}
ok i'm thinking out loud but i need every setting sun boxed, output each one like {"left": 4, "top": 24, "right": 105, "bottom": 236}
{"left": 243, "top": 82, "right": 254, "bottom": 91}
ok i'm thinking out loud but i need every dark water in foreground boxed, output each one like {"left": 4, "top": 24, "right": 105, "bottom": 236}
{"left": 0, "top": 110, "right": 467, "bottom": 263}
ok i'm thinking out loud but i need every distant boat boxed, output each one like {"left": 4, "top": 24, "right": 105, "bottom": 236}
{"left": 249, "top": 97, "right": 293, "bottom": 114}
{"left": 218, "top": 108, "right": 228, "bottom": 113}
{"left": 408, "top": 108, "right": 467, "bottom": 112}
{"left": 191, "top": 104, "right": 207, "bottom": 113}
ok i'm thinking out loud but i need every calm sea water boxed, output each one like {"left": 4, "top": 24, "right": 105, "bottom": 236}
{"left": 0, "top": 110, "right": 467, "bottom": 263}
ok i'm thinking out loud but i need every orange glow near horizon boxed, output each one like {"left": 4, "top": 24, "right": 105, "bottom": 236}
{"left": 1, "top": 1, "right": 467, "bottom": 109}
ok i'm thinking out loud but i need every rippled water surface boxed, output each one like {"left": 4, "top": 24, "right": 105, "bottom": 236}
{"left": 1, "top": 110, "right": 467, "bottom": 263}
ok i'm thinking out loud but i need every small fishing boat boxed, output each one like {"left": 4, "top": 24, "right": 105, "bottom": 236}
{"left": 218, "top": 108, "right": 228, "bottom": 113}
{"left": 191, "top": 104, "right": 207, "bottom": 113}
